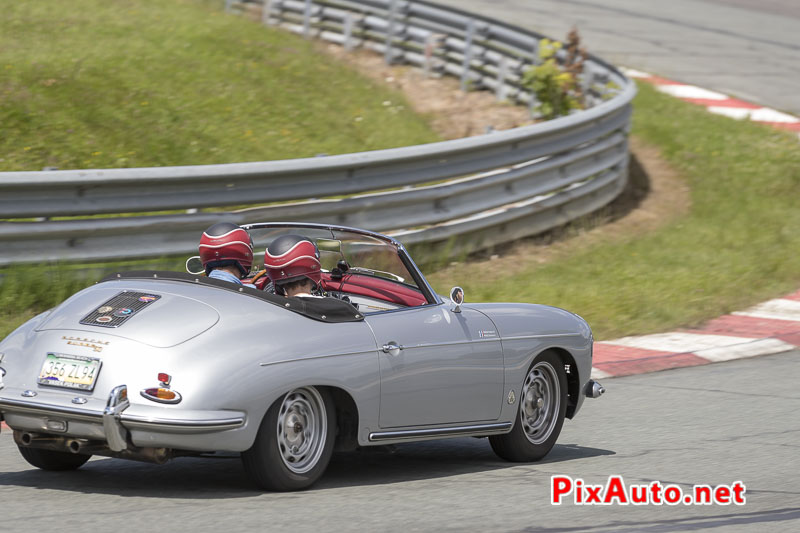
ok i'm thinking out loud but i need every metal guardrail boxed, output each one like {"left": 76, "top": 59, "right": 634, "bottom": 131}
{"left": 0, "top": 0, "right": 635, "bottom": 265}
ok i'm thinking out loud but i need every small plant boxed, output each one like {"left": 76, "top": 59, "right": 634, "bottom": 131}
{"left": 521, "top": 28, "right": 587, "bottom": 119}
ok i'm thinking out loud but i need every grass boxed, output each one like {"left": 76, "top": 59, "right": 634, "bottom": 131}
{"left": 428, "top": 82, "right": 800, "bottom": 339}
{"left": 0, "top": 0, "right": 439, "bottom": 171}
{"left": 2, "top": 3, "right": 799, "bottom": 342}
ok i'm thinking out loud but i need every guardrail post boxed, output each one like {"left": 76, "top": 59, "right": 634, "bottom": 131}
{"left": 460, "top": 19, "right": 475, "bottom": 92}
{"left": 262, "top": 0, "right": 274, "bottom": 25}
{"left": 496, "top": 56, "right": 508, "bottom": 101}
{"left": 343, "top": 12, "right": 354, "bottom": 51}
{"left": 423, "top": 33, "right": 435, "bottom": 77}
{"left": 303, "top": 0, "right": 312, "bottom": 39}
{"left": 384, "top": 0, "right": 398, "bottom": 64}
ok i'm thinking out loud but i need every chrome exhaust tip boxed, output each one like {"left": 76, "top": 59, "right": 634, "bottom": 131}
{"left": 585, "top": 379, "right": 605, "bottom": 398}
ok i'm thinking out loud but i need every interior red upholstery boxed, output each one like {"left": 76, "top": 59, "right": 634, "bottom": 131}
{"left": 321, "top": 272, "right": 427, "bottom": 307}
{"left": 249, "top": 271, "right": 427, "bottom": 307}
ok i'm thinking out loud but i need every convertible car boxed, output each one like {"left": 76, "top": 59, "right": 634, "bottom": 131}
{"left": 0, "top": 222, "right": 604, "bottom": 491}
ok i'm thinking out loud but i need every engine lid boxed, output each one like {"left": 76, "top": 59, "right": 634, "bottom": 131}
{"left": 35, "top": 287, "right": 219, "bottom": 348}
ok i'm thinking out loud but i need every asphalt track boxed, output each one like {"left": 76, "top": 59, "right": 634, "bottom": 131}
{"left": 431, "top": 0, "right": 800, "bottom": 115}
{"left": 1, "top": 351, "right": 799, "bottom": 532}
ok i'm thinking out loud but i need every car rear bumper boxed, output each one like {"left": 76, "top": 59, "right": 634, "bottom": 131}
{"left": 0, "top": 389, "right": 248, "bottom": 452}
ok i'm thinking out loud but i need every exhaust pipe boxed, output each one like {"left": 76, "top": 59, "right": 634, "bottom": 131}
{"left": 15, "top": 431, "right": 70, "bottom": 450}
{"left": 585, "top": 379, "right": 605, "bottom": 398}
{"left": 66, "top": 439, "right": 108, "bottom": 456}
{"left": 15, "top": 430, "right": 172, "bottom": 464}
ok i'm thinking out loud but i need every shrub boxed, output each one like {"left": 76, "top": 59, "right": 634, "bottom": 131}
{"left": 521, "top": 29, "right": 586, "bottom": 119}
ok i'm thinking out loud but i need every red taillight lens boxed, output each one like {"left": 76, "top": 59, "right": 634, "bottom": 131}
{"left": 158, "top": 373, "right": 171, "bottom": 385}
{"left": 140, "top": 387, "right": 182, "bottom": 404}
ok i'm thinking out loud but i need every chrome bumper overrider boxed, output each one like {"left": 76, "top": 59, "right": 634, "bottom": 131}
{"left": 103, "top": 385, "right": 130, "bottom": 451}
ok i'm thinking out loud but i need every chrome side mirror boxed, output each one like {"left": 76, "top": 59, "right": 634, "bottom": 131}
{"left": 450, "top": 286, "right": 464, "bottom": 313}
{"left": 185, "top": 256, "right": 204, "bottom": 275}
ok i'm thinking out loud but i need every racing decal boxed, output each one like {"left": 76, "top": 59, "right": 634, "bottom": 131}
{"left": 80, "top": 291, "right": 161, "bottom": 328}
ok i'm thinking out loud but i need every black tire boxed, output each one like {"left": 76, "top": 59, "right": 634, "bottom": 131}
{"left": 490, "top": 351, "right": 568, "bottom": 462}
{"left": 242, "top": 386, "right": 336, "bottom": 491}
{"left": 18, "top": 446, "right": 91, "bottom": 471}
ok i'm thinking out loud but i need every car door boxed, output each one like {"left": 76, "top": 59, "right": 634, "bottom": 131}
{"left": 365, "top": 304, "right": 504, "bottom": 428}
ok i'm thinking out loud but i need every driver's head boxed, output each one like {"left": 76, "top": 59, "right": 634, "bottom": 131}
{"left": 199, "top": 222, "right": 254, "bottom": 277}
{"left": 264, "top": 234, "right": 322, "bottom": 295}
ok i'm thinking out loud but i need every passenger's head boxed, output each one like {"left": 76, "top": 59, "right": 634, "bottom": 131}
{"left": 264, "top": 234, "right": 322, "bottom": 296}
{"left": 199, "top": 222, "right": 254, "bottom": 278}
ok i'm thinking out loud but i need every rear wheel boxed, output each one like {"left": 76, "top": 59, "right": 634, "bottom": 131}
{"left": 490, "top": 351, "right": 567, "bottom": 462}
{"left": 242, "top": 386, "right": 336, "bottom": 491}
{"left": 18, "top": 446, "right": 91, "bottom": 471}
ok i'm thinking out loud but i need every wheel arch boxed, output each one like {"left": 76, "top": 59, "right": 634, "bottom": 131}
{"left": 539, "top": 347, "right": 581, "bottom": 420}
{"left": 318, "top": 386, "right": 360, "bottom": 451}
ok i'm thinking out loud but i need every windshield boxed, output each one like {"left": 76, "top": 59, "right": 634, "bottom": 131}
{"left": 244, "top": 224, "right": 426, "bottom": 296}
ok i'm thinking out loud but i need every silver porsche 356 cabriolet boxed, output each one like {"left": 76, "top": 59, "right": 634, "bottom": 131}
{"left": 0, "top": 222, "right": 604, "bottom": 491}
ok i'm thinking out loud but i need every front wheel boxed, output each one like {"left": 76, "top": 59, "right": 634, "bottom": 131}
{"left": 18, "top": 446, "right": 91, "bottom": 471}
{"left": 242, "top": 386, "right": 336, "bottom": 491}
{"left": 490, "top": 351, "right": 567, "bottom": 462}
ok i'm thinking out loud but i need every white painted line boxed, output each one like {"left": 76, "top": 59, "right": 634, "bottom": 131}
{"left": 707, "top": 106, "right": 754, "bottom": 120}
{"left": 604, "top": 332, "right": 757, "bottom": 353}
{"left": 619, "top": 68, "right": 653, "bottom": 79}
{"left": 749, "top": 108, "right": 800, "bottom": 124}
{"left": 656, "top": 84, "right": 728, "bottom": 100}
{"left": 694, "top": 338, "right": 795, "bottom": 363}
{"left": 591, "top": 367, "right": 612, "bottom": 379}
{"left": 702, "top": 106, "right": 798, "bottom": 124}
{"left": 733, "top": 298, "right": 800, "bottom": 322}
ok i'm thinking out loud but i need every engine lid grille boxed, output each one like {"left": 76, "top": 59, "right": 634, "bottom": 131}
{"left": 79, "top": 291, "right": 161, "bottom": 328}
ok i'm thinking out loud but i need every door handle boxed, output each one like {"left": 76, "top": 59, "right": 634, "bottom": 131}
{"left": 381, "top": 342, "right": 404, "bottom": 355}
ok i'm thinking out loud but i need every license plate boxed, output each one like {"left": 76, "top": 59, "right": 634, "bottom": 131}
{"left": 37, "top": 353, "right": 102, "bottom": 391}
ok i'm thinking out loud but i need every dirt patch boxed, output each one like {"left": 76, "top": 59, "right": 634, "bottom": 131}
{"left": 320, "top": 43, "right": 690, "bottom": 271}
{"left": 322, "top": 44, "right": 534, "bottom": 139}
{"left": 444, "top": 137, "right": 690, "bottom": 281}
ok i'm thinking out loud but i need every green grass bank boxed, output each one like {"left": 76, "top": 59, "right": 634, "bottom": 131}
{"left": 2, "top": 1, "right": 799, "bottom": 342}
{"left": 429, "top": 82, "right": 800, "bottom": 339}
{"left": 0, "top": 0, "right": 438, "bottom": 171}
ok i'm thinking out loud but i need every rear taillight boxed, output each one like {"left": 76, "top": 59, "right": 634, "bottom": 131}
{"left": 140, "top": 387, "right": 182, "bottom": 404}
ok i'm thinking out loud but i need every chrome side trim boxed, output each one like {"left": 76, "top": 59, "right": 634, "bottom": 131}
{"left": 502, "top": 333, "right": 583, "bottom": 341}
{"left": 369, "top": 421, "right": 512, "bottom": 442}
{"left": 259, "top": 349, "right": 376, "bottom": 367}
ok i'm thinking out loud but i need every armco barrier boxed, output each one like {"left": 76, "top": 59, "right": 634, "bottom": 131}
{"left": 0, "top": 0, "right": 635, "bottom": 265}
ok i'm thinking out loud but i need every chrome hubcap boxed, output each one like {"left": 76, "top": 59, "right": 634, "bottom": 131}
{"left": 276, "top": 387, "right": 327, "bottom": 474}
{"left": 520, "top": 361, "right": 560, "bottom": 445}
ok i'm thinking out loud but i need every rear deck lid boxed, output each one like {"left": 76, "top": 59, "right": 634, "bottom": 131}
{"left": 36, "top": 287, "right": 219, "bottom": 348}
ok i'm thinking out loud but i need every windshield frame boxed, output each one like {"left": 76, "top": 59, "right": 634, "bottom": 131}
{"left": 241, "top": 222, "right": 441, "bottom": 306}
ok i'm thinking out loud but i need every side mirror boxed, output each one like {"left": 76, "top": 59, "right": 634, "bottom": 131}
{"left": 185, "top": 256, "right": 205, "bottom": 275}
{"left": 450, "top": 286, "right": 464, "bottom": 313}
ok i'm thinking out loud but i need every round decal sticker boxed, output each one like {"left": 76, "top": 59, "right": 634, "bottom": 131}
{"left": 97, "top": 306, "right": 114, "bottom": 314}
{"left": 96, "top": 316, "right": 113, "bottom": 324}
{"left": 138, "top": 295, "right": 157, "bottom": 303}
{"left": 113, "top": 308, "right": 133, "bottom": 317}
